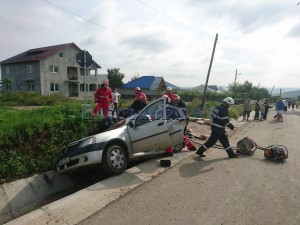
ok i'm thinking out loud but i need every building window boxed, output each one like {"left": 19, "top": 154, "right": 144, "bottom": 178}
{"left": 6, "top": 84, "right": 12, "bottom": 91}
{"left": 5, "top": 66, "right": 10, "bottom": 75}
{"left": 59, "top": 52, "right": 63, "bottom": 57}
{"left": 50, "top": 83, "right": 59, "bottom": 92}
{"left": 28, "top": 83, "right": 35, "bottom": 91}
{"left": 16, "top": 65, "right": 19, "bottom": 74}
{"left": 27, "top": 65, "right": 33, "bottom": 73}
{"left": 49, "top": 65, "right": 59, "bottom": 73}
{"left": 80, "top": 83, "right": 88, "bottom": 91}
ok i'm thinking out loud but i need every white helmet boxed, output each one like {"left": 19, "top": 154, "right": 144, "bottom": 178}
{"left": 166, "top": 86, "right": 172, "bottom": 91}
{"left": 222, "top": 97, "right": 234, "bottom": 105}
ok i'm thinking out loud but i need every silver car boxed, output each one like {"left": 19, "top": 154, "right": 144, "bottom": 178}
{"left": 56, "top": 96, "right": 187, "bottom": 175}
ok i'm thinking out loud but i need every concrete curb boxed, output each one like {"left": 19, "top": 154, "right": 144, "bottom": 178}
{"left": 4, "top": 151, "right": 194, "bottom": 225}
{"left": 0, "top": 171, "right": 78, "bottom": 224}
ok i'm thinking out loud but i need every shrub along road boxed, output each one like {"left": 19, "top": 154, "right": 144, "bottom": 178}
{"left": 79, "top": 109, "right": 300, "bottom": 225}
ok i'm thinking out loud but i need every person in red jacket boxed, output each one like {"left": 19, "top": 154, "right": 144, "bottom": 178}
{"left": 93, "top": 80, "right": 113, "bottom": 117}
{"left": 131, "top": 87, "right": 147, "bottom": 113}
{"left": 164, "top": 86, "right": 176, "bottom": 100}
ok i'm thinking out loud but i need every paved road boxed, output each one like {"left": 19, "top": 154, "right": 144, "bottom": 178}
{"left": 79, "top": 110, "right": 300, "bottom": 225}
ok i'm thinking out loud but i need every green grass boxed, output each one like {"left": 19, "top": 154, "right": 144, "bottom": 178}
{"left": 0, "top": 93, "right": 100, "bottom": 183}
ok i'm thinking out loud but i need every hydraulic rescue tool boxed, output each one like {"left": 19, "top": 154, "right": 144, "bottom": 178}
{"left": 236, "top": 137, "right": 288, "bottom": 162}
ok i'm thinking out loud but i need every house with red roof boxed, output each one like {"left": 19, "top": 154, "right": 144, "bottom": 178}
{"left": 0, "top": 43, "right": 104, "bottom": 97}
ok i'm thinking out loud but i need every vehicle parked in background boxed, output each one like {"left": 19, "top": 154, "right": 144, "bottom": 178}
{"left": 56, "top": 96, "right": 187, "bottom": 176}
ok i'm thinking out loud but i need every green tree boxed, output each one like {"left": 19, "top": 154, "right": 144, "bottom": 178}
{"left": 228, "top": 82, "right": 244, "bottom": 98}
{"left": 107, "top": 68, "right": 125, "bottom": 89}
{"left": 228, "top": 81, "right": 269, "bottom": 100}
{"left": 249, "top": 87, "right": 269, "bottom": 100}
{"left": 0, "top": 78, "right": 13, "bottom": 92}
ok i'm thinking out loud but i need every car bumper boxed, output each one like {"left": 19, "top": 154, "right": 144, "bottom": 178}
{"left": 57, "top": 150, "right": 103, "bottom": 174}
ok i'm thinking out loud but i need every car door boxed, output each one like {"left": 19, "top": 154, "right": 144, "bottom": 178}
{"left": 127, "top": 97, "right": 172, "bottom": 154}
{"left": 165, "top": 105, "right": 187, "bottom": 146}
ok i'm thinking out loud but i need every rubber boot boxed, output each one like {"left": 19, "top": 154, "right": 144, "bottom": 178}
{"left": 226, "top": 148, "right": 239, "bottom": 158}
{"left": 196, "top": 146, "right": 206, "bottom": 157}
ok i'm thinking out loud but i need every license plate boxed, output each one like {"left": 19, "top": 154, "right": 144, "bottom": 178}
{"left": 58, "top": 157, "right": 70, "bottom": 166}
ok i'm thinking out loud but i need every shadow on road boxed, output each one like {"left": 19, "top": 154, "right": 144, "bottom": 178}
{"left": 178, "top": 156, "right": 228, "bottom": 178}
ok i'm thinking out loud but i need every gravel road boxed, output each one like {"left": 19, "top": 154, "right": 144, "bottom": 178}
{"left": 79, "top": 109, "right": 300, "bottom": 225}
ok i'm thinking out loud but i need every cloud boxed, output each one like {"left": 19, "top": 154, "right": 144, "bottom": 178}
{"left": 121, "top": 34, "right": 171, "bottom": 53}
{"left": 287, "top": 23, "right": 300, "bottom": 37}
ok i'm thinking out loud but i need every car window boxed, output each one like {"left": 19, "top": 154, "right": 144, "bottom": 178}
{"left": 135, "top": 99, "right": 164, "bottom": 127}
{"left": 166, "top": 105, "right": 181, "bottom": 121}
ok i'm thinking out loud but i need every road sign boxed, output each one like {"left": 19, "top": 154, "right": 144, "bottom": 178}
{"left": 76, "top": 50, "right": 93, "bottom": 67}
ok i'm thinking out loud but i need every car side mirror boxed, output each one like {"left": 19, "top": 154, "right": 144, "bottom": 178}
{"left": 128, "top": 120, "right": 134, "bottom": 128}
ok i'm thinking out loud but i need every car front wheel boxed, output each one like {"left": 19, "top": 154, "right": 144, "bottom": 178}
{"left": 102, "top": 145, "right": 128, "bottom": 175}
{"left": 173, "top": 143, "right": 183, "bottom": 153}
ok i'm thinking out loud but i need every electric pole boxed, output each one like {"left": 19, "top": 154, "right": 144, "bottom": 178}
{"left": 234, "top": 69, "right": 237, "bottom": 85}
{"left": 201, "top": 33, "right": 218, "bottom": 110}
{"left": 234, "top": 69, "right": 241, "bottom": 85}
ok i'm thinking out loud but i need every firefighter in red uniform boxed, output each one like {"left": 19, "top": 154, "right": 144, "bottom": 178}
{"left": 165, "top": 86, "right": 176, "bottom": 100}
{"left": 131, "top": 87, "right": 147, "bottom": 113}
{"left": 93, "top": 80, "right": 113, "bottom": 117}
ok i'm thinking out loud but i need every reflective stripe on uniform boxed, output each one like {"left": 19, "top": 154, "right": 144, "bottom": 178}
{"left": 225, "top": 146, "right": 231, "bottom": 151}
{"left": 203, "top": 144, "right": 208, "bottom": 149}
{"left": 212, "top": 113, "right": 229, "bottom": 120}
{"left": 211, "top": 123, "right": 225, "bottom": 128}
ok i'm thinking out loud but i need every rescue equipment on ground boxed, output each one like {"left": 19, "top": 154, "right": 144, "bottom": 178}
{"left": 160, "top": 159, "right": 171, "bottom": 167}
{"left": 236, "top": 137, "right": 288, "bottom": 162}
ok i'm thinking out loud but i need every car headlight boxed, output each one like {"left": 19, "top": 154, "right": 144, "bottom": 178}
{"left": 79, "top": 137, "right": 96, "bottom": 148}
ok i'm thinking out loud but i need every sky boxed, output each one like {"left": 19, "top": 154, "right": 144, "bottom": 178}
{"left": 1, "top": 0, "right": 300, "bottom": 90}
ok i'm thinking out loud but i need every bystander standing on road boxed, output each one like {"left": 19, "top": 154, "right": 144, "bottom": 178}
{"left": 263, "top": 99, "right": 269, "bottom": 119}
{"left": 276, "top": 98, "right": 284, "bottom": 122}
{"left": 260, "top": 102, "right": 265, "bottom": 121}
{"left": 254, "top": 100, "right": 260, "bottom": 120}
{"left": 243, "top": 98, "right": 251, "bottom": 121}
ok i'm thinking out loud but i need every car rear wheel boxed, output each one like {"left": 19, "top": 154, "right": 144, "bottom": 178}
{"left": 102, "top": 145, "right": 128, "bottom": 175}
{"left": 173, "top": 143, "right": 183, "bottom": 153}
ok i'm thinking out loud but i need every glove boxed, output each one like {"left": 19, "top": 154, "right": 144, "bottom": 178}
{"left": 228, "top": 123, "right": 234, "bottom": 130}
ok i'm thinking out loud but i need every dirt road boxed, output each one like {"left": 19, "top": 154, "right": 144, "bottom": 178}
{"left": 79, "top": 110, "right": 300, "bottom": 225}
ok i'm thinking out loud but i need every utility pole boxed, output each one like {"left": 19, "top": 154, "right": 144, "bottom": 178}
{"left": 234, "top": 69, "right": 237, "bottom": 85}
{"left": 280, "top": 88, "right": 282, "bottom": 98}
{"left": 270, "top": 85, "right": 275, "bottom": 96}
{"left": 234, "top": 69, "right": 241, "bottom": 85}
{"left": 201, "top": 33, "right": 218, "bottom": 110}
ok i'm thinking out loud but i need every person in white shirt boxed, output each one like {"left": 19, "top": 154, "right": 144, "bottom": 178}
{"left": 111, "top": 88, "right": 121, "bottom": 119}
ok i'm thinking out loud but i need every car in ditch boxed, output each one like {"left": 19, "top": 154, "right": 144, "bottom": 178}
{"left": 56, "top": 96, "right": 188, "bottom": 176}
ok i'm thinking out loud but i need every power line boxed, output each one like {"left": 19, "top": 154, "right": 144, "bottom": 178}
{"left": 136, "top": 0, "right": 194, "bottom": 31}
{"left": 40, "top": 0, "right": 199, "bottom": 67}
{"left": 41, "top": 0, "right": 121, "bottom": 36}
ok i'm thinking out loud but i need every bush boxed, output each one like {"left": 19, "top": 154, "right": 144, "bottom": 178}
{"left": 0, "top": 102, "right": 99, "bottom": 184}
{"left": 229, "top": 107, "right": 240, "bottom": 120}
